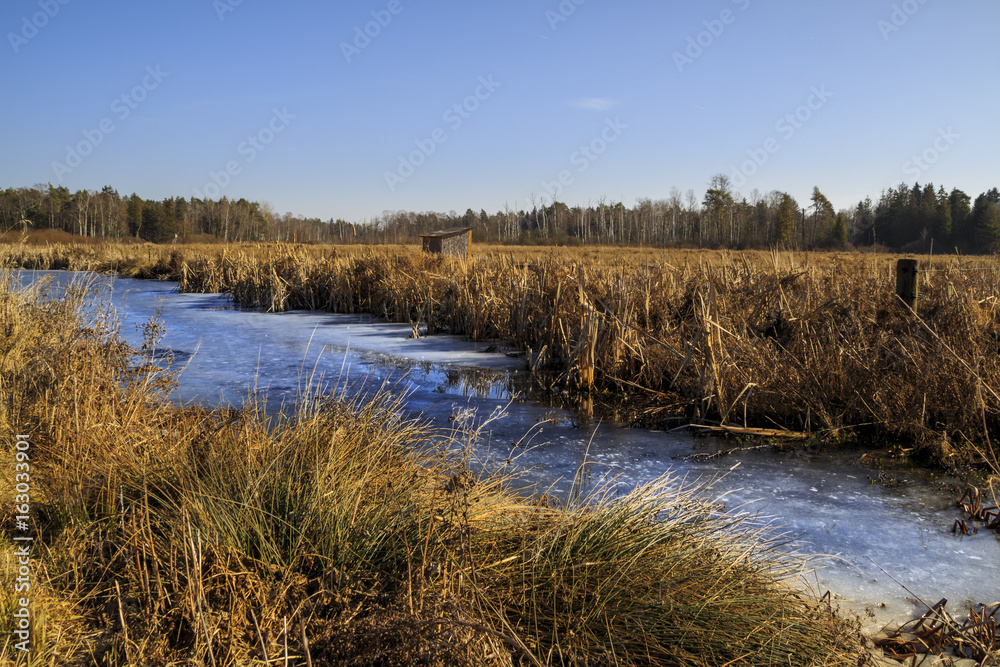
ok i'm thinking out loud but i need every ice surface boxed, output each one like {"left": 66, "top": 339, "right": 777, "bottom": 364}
{"left": 18, "top": 270, "right": 1000, "bottom": 629}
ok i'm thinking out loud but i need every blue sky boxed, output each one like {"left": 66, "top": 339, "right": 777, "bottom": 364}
{"left": 1, "top": 0, "right": 997, "bottom": 221}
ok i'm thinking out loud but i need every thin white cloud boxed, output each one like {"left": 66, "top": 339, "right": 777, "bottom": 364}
{"left": 570, "top": 97, "right": 617, "bottom": 111}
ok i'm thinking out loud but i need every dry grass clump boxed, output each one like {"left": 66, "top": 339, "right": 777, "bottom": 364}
{"left": 0, "top": 272, "right": 871, "bottom": 665}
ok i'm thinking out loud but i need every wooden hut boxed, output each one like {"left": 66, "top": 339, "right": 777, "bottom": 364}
{"left": 419, "top": 227, "right": 473, "bottom": 256}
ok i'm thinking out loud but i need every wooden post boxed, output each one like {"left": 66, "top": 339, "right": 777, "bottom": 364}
{"left": 895, "top": 258, "right": 918, "bottom": 310}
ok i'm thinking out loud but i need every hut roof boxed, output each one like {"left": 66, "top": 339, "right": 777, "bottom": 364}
{"left": 419, "top": 227, "right": 473, "bottom": 239}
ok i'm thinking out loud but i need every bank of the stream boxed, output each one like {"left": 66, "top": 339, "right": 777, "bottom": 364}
{"left": 0, "top": 271, "right": 897, "bottom": 665}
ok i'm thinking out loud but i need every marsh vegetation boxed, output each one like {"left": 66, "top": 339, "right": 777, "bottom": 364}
{"left": 4, "top": 242, "right": 1000, "bottom": 471}
{"left": 0, "top": 271, "right": 878, "bottom": 665}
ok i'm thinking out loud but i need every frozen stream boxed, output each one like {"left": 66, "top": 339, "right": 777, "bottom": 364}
{"left": 20, "top": 270, "right": 999, "bottom": 630}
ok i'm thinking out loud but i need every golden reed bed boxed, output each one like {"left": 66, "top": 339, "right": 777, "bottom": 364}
{"left": 0, "top": 263, "right": 878, "bottom": 665}
{"left": 3, "top": 240, "right": 1000, "bottom": 473}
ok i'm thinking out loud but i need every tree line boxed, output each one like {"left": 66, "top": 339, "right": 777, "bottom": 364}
{"left": 2, "top": 177, "right": 999, "bottom": 252}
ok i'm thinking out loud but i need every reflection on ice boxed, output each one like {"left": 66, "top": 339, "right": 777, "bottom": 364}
{"left": 16, "top": 269, "right": 1000, "bottom": 630}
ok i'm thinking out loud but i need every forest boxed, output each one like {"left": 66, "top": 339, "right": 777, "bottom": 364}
{"left": 1, "top": 176, "right": 999, "bottom": 251}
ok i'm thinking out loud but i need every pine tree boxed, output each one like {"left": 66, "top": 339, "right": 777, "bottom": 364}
{"left": 919, "top": 183, "right": 937, "bottom": 239}
{"left": 949, "top": 189, "right": 972, "bottom": 248}
{"left": 810, "top": 186, "right": 836, "bottom": 247}
{"left": 775, "top": 193, "right": 797, "bottom": 248}
{"left": 831, "top": 212, "right": 848, "bottom": 248}
{"left": 972, "top": 194, "right": 1000, "bottom": 254}
{"left": 126, "top": 194, "right": 143, "bottom": 238}
{"left": 934, "top": 186, "right": 952, "bottom": 243}
{"left": 854, "top": 197, "right": 874, "bottom": 245}
{"left": 972, "top": 196, "right": 1000, "bottom": 253}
